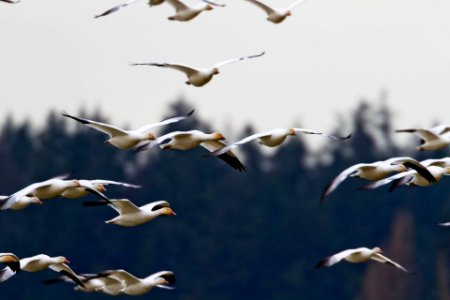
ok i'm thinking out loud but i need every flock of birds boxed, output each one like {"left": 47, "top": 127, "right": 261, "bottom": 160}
{"left": 2, "top": 0, "right": 450, "bottom": 297}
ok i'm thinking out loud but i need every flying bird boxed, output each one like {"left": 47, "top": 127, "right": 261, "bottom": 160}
{"left": 130, "top": 51, "right": 265, "bottom": 87}
{"left": 316, "top": 247, "right": 414, "bottom": 274}
{"left": 165, "top": 0, "right": 225, "bottom": 22}
{"left": 95, "top": 0, "right": 167, "bottom": 18}
{"left": 0, "top": 195, "right": 42, "bottom": 211}
{"left": 395, "top": 125, "right": 450, "bottom": 151}
{"left": 244, "top": 0, "right": 307, "bottom": 24}
{"left": 320, "top": 157, "right": 437, "bottom": 203}
{"left": 61, "top": 179, "right": 141, "bottom": 199}
{"left": 62, "top": 110, "right": 193, "bottom": 150}
{"left": 210, "top": 128, "right": 351, "bottom": 157}
{"left": 0, "top": 253, "right": 20, "bottom": 282}
{"left": 45, "top": 273, "right": 125, "bottom": 296}
{"left": 136, "top": 130, "right": 246, "bottom": 171}
{"left": 83, "top": 199, "right": 176, "bottom": 227}
{"left": 0, "top": 0, "right": 21, "bottom": 4}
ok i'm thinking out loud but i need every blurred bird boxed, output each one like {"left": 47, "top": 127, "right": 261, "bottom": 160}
{"left": 61, "top": 179, "right": 141, "bottom": 199}
{"left": 0, "top": 0, "right": 20, "bottom": 3}
{"left": 130, "top": 51, "right": 265, "bottom": 87}
{"left": 244, "top": 0, "right": 307, "bottom": 24}
{"left": 210, "top": 128, "right": 351, "bottom": 157}
{"left": 87, "top": 270, "right": 175, "bottom": 295}
{"left": 83, "top": 199, "right": 176, "bottom": 227}
{"left": 62, "top": 110, "right": 193, "bottom": 150}
{"left": 136, "top": 130, "right": 247, "bottom": 171}
{"left": 165, "top": 0, "right": 225, "bottom": 21}
{"left": 0, "top": 195, "right": 42, "bottom": 211}
{"left": 316, "top": 247, "right": 414, "bottom": 274}
{"left": 0, "top": 253, "right": 20, "bottom": 282}
{"left": 45, "top": 273, "right": 125, "bottom": 296}
{"left": 395, "top": 124, "right": 450, "bottom": 151}
{"left": 320, "top": 157, "right": 437, "bottom": 203}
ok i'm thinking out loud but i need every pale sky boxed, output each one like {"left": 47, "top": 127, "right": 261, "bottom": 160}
{"left": 1, "top": 0, "right": 450, "bottom": 139}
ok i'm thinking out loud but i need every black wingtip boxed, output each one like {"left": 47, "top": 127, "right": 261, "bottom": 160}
{"left": 315, "top": 258, "right": 329, "bottom": 269}
{"left": 62, "top": 113, "right": 90, "bottom": 125}
{"left": 60, "top": 270, "right": 85, "bottom": 288}
{"left": 342, "top": 133, "right": 352, "bottom": 140}
{"left": 319, "top": 183, "right": 332, "bottom": 205}
{"left": 187, "top": 109, "right": 195, "bottom": 116}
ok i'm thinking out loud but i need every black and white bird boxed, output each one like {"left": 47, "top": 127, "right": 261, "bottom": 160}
{"left": 165, "top": 0, "right": 225, "bottom": 21}
{"left": 62, "top": 110, "right": 193, "bottom": 150}
{"left": 130, "top": 51, "right": 265, "bottom": 87}
{"left": 316, "top": 247, "right": 414, "bottom": 274}
{"left": 244, "top": 0, "right": 307, "bottom": 24}
{"left": 45, "top": 273, "right": 125, "bottom": 296}
{"left": 0, "top": 253, "right": 20, "bottom": 282}
{"left": 396, "top": 124, "right": 450, "bottom": 151}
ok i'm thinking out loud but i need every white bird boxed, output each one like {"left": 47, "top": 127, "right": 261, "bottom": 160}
{"left": 0, "top": 175, "right": 110, "bottom": 210}
{"left": 396, "top": 125, "right": 450, "bottom": 151}
{"left": 137, "top": 130, "right": 246, "bottom": 171}
{"left": 130, "top": 51, "right": 265, "bottom": 87}
{"left": 83, "top": 199, "right": 176, "bottom": 227}
{"left": 166, "top": 0, "right": 225, "bottom": 22}
{"left": 438, "top": 222, "right": 450, "bottom": 227}
{"left": 61, "top": 179, "right": 141, "bottom": 199}
{"left": 92, "top": 269, "right": 175, "bottom": 295}
{"left": 0, "top": 0, "right": 20, "bottom": 4}
{"left": 95, "top": 0, "right": 167, "bottom": 19}
{"left": 320, "top": 157, "right": 437, "bottom": 203}
{"left": 0, "top": 253, "right": 20, "bottom": 282}
{"left": 45, "top": 273, "right": 125, "bottom": 296}
{"left": 244, "top": 0, "right": 307, "bottom": 24}
{"left": 0, "top": 254, "right": 85, "bottom": 287}
{"left": 0, "top": 195, "right": 42, "bottom": 211}
{"left": 62, "top": 110, "right": 193, "bottom": 150}
{"left": 210, "top": 128, "right": 351, "bottom": 157}
{"left": 316, "top": 247, "right": 414, "bottom": 274}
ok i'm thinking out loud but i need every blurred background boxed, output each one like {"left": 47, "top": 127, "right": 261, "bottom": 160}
{"left": 1, "top": 0, "right": 450, "bottom": 299}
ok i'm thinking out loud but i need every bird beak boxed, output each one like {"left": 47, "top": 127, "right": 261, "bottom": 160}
{"left": 74, "top": 180, "right": 81, "bottom": 187}
{"left": 170, "top": 209, "right": 177, "bottom": 216}
{"left": 148, "top": 133, "right": 156, "bottom": 140}
{"left": 287, "top": 11, "right": 292, "bottom": 16}
{"left": 36, "top": 198, "right": 43, "bottom": 205}
{"left": 64, "top": 259, "right": 71, "bottom": 264}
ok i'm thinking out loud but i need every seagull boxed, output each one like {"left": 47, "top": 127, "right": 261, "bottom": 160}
{"left": 61, "top": 179, "right": 141, "bottom": 199}
{"left": 210, "top": 128, "right": 351, "bottom": 157}
{"left": 165, "top": 0, "right": 225, "bottom": 22}
{"left": 316, "top": 247, "right": 414, "bottom": 274}
{"left": 62, "top": 110, "right": 193, "bottom": 150}
{"left": 0, "top": 175, "right": 110, "bottom": 210}
{"left": 83, "top": 199, "right": 176, "bottom": 227}
{"left": 130, "top": 51, "right": 265, "bottom": 87}
{"left": 0, "top": 0, "right": 21, "bottom": 4}
{"left": 320, "top": 157, "right": 437, "bottom": 203}
{"left": 89, "top": 269, "right": 175, "bottom": 296}
{"left": 95, "top": 0, "right": 167, "bottom": 19}
{"left": 0, "top": 253, "right": 20, "bottom": 282}
{"left": 0, "top": 196, "right": 42, "bottom": 211}
{"left": 45, "top": 273, "right": 125, "bottom": 296}
{"left": 395, "top": 125, "right": 450, "bottom": 151}
{"left": 244, "top": 0, "right": 307, "bottom": 24}
{"left": 136, "top": 130, "right": 246, "bottom": 172}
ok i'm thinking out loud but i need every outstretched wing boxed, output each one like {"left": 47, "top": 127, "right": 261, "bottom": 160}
{"left": 166, "top": 0, "right": 188, "bottom": 11}
{"left": 130, "top": 62, "right": 199, "bottom": 77}
{"left": 210, "top": 131, "right": 275, "bottom": 157}
{"left": 386, "top": 156, "right": 437, "bottom": 184}
{"left": 213, "top": 51, "right": 265, "bottom": 69}
{"left": 90, "top": 180, "right": 142, "bottom": 189}
{"left": 371, "top": 253, "right": 414, "bottom": 274}
{"left": 293, "top": 128, "right": 352, "bottom": 141}
{"left": 286, "top": 0, "right": 307, "bottom": 10}
{"left": 395, "top": 128, "right": 440, "bottom": 142}
{"left": 63, "top": 113, "right": 128, "bottom": 138}
{"left": 359, "top": 170, "right": 414, "bottom": 190}
{"left": 201, "top": 141, "right": 246, "bottom": 172}
{"left": 244, "top": 0, "right": 275, "bottom": 15}
{"left": 95, "top": 0, "right": 140, "bottom": 18}
{"left": 49, "top": 263, "right": 85, "bottom": 287}
{"left": 316, "top": 249, "right": 360, "bottom": 268}
{"left": 136, "top": 109, "right": 194, "bottom": 134}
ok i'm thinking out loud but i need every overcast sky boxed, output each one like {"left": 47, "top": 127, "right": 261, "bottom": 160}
{"left": 1, "top": 0, "right": 450, "bottom": 138}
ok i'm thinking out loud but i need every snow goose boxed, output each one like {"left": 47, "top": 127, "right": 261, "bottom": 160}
{"left": 320, "top": 157, "right": 437, "bottom": 203}
{"left": 165, "top": 0, "right": 225, "bottom": 22}
{"left": 61, "top": 179, "right": 141, "bottom": 199}
{"left": 45, "top": 273, "right": 125, "bottom": 295}
{"left": 95, "top": 0, "right": 166, "bottom": 18}
{"left": 62, "top": 110, "right": 193, "bottom": 150}
{"left": 244, "top": 0, "right": 307, "bottom": 24}
{"left": 93, "top": 269, "right": 175, "bottom": 295}
{"left": 316, "top": 247, "right": 414, "bottom": 274}
{"left": 83, "top": 199, "right": 176, "bottom": 227}
{"left": 396, "top": 125, "right": 450, "bottom": 151}
{"left": 0, "top": 175, "right": 110, "bottom": 210}
{"left": 137, "top": 130, "right": 246, "bottom": 171}
{"left": 210, "top": 128, "right": 351, "bottom": 157}
{"left": 0, "top": 253, "right": 20, "bottom": 282}
{"left": 130, "top": 51, "right": 265, "bottom": 87}
{"left": 0, "top": 195, "right": 42, "bottom": 211}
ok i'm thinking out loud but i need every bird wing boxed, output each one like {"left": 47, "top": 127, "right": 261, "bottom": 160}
{"left": 0, "top": 180, "right": 54, "bottom": 210}
{"left": 166, "top": 0, "right": 188, "bottom": 11}
{"left": 202, "top": 0, "right": 226, "bottom": 7}
{"left": 141, "top": 200, "right": 171, "bottom": 212}
{"left": 395, "top": 128, "right": 440, "bottom": 141}
{"left": 316, "top": 249, "right": 360, "bottom": 268}
{"left": 430, "top": 124, "right": 450, "bottom": 135}
{"left": 109, "top": 199, "right": 142, "bottom": 215}
{"left": 213, "top": 51, "right": 265, "bottom": 69}
{"left": 95, "top": 0, "right": 140, "bottom": 18}
{"left": 130, "top": 62, "right": 199, "bottom": 76}
{"left": 201, "top": 141, "right": 246, "bottom": 172}
{"left": 63, "top": 113, "right": 128, "bottom": 138}
{"left": 210, "top": 131, "right": 275, "bottom": 157}
{"left": 49, "top": 263, "right": 85, "bottom": 287}
{"left": 293, "top": 128, "right": 352, "bottom": 141}
{"left": 102, "top": 270, "right": 141, "bottom": 286}
{"left": 360, "top": 170, "right": 414, "bottom": 190}
{"left": 0, "top": 267, "right": 16, "bottom": 282}
{"left": 286, "top": 0, "right": 307, "bottom": 10}
{"left": 370, "top": 253, "right": 413, "bottom": 274}
{"left": 90, "top": 180, "right": 142, "bottom": 189}
{"left": 387, "top": 157, "right": 437, "bottom": 184}
{"left": 320, "top": 164, "right": 371, "bottom": 203}
{"left": 134, "top": 131, "right": 190, "bottom": 153}
{"left": 244, "top": 0, "right": 275, "bottom": 14}
{"left": 136, "top": 109, "right": 194, "bottom": 133}
{"left": 78, "top": 182, "right": 112, "bottom": 202}
{"left": 0, "top": 0, "right": 21, "bottom": 3}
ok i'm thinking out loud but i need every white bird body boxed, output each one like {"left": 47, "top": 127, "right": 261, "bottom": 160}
{"left": 316, "top": 247, "right": 413, "bottom": 274}
{"left": 130, "top": 51, "right": 264, "bottom": 87}
{"left": 396, "top": 125, "right": 450, "bottom": 151}
{"left": 166, "top": 0, "right": 215, "bottom": 21}
{"left": 61, "top": 179, "right": 141, "bottom": 199}
{"left": 245, "top": 0, "right": 306, "bottom": 23}
{"left": 0, "top": 195, "right": 42, "bottom": 210}
{"left": 74, "top": 276, "right": 125, "bottom": 295}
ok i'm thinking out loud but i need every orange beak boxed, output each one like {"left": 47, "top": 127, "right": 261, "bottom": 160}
{"left": 64, "top": 258, "right": 71, "bottom": 264}
{"left": 148, "top": 133, "right": 156, "bottom": 140}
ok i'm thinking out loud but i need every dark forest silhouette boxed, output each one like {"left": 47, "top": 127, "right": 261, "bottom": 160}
{"left": 0, "top": 98, "right": 449, "bottom": 299}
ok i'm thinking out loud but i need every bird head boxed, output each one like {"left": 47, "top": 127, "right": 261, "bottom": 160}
{"left": 95, "top": 184, "right": 107, "bottom": 193}
{"left": 205, "top": 4, "right": 214, "bottom": 10}
{"left": 373, "top": 247, "right": 383, "bottom": 254}
{"left": 162, "top": 207, "right": 177, "bottom": 216}
{"left": 147, "top": 133, "right": 156, "bottom": 141}
{"left": 288, "top": 128, "right": 297, "bottom": 136}
{"left": 31, "top": 197, "right": 43, "bottom": 205}
{"left": 212, "top": 67, "right": 220, "bottom": 75}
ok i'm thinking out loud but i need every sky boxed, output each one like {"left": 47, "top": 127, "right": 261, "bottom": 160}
{"left": 1, "top": 0, "right": 450, "bottom": 139}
